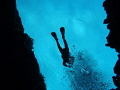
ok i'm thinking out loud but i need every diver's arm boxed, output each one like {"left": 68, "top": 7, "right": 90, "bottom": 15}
{"left": 63, "top": 61, "right": 67, "bottom": 67}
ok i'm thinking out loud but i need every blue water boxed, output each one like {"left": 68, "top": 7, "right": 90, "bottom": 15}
{"left": 17, "top": 0, "right": 118, "bottom": 89}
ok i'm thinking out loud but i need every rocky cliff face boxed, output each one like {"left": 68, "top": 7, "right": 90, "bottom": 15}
{"left": 103, "top": 0, "right": 120, "bottom": 89}
{"left": 0, "top": 1, "right": 46, "bottom": 90}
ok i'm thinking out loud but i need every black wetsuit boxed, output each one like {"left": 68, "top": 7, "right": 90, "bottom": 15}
{"left": 61, "top": 49, "right": 70, "bottom": 66}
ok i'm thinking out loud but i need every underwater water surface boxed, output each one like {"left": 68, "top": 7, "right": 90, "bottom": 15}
{"left": 17, "top": 0, "right": 118, "bottom": 89}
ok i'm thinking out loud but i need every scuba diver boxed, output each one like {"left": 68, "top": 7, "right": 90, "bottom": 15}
{"left": 51, "top": 27, "right": 71, "bottom": 67}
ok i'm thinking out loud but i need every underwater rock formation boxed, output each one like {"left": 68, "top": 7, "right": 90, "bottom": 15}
{"left": 103, "top": 0, "right": 120, "bottom": 89}
{"left": 0, "top": 0, "right": 46, "bottom": 90}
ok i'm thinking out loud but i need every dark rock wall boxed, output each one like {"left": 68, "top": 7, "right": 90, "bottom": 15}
{"left": 0, "top": 0, "right": 46, "bottom": 90}
{"left": 103, "top": 0, "right": 120, "bottom": 89}
{"left": 103, "top": 0, "right": 120, "bottom": 50}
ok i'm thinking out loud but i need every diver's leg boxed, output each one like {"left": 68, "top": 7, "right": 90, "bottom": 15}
{"left": 63, "top": 38, "right": 69, "bottom": 50}
{"left": 60, "top": 27, "right": 69, "bottom": 50}
{"left": 56, "top": 40, "right": 63, "bottom": 54}
{"left": 51, "top": 32, "right": 63, "bottom": 54}
{"left": 60, "top": 27, "right": 65, "bottom": 38}
{"left": 51, "top": 32, "right": 64, "bottom": 54}
{"left": 51, "top": 32, "right": 58, "bottom": 41}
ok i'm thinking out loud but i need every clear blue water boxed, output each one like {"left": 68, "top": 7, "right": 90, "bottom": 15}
{"left": 17, "top": 0, "right": 118, "bottom": 89}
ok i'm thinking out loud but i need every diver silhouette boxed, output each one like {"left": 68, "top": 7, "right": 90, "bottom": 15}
{"left": 51, "top": 27, "right": 71, "bottom": 67}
